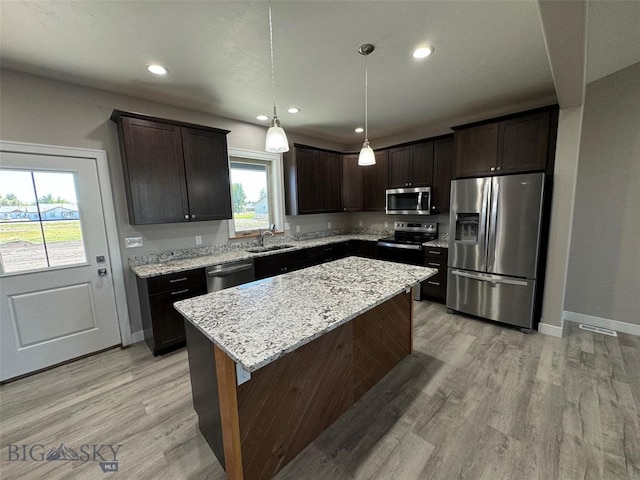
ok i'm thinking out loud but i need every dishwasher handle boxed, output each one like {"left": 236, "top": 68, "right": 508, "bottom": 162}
{"left": 207, "top": 262, "right": 254, "bottom": 277}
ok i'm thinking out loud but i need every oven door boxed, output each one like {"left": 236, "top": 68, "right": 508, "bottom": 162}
{"left": 376, "top": 242, "right": 423, "bottom": 265}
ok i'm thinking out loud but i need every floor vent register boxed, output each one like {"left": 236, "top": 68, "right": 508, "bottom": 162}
{"left": 578, "top": 323, "right": 618, "bottom": 337}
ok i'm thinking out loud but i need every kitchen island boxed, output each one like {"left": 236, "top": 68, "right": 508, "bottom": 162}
{"left": 174, "top": 257, "right": 436, "bottom": 480}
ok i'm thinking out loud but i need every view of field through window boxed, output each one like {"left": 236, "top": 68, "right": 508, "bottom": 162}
{"left": 0, "top": 169, "right": 86, "bottom": 273}
{"left": 230, "top": 161, "right": 271, "bottom": 233}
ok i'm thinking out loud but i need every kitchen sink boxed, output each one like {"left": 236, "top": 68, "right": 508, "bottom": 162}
{"left": 246, "top": 244, "right": 295, "bottom": 253}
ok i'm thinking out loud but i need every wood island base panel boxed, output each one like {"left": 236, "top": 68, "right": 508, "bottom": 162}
{"left": 185, "top": 291, "right": 412, "bottom": 480}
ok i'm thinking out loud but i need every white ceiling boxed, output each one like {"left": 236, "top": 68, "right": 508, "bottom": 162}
{"left": 1, "top": 1, "right": 638, "bottom": 146}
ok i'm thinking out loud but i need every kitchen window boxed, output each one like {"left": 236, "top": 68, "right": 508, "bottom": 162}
{"left": 227, "top": 149, "right": 284, "bottom": 238}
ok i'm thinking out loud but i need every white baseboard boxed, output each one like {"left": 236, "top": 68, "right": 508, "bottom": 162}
{"left": 537, "top": 322, "right": 564, "bottom": 338}
{"left": 131, "top": 330, "right": 145, "bottom": 343}
{"left": 563, "top": 311, "right": 640, "bottom": 337}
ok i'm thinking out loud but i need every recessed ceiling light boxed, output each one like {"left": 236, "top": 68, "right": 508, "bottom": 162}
{"left": 355, "top": 127, "right": 364, "bottom": 133}
{"left": 256, "top": 115, "right": 269, "bottom": 121}
{"left": 287, "top": 107, "right": 300, "bottom": 114}
{"left": 147, "top": 64, "right": 169, "bottom": 75}
{"left": 412, "top": 46, "right": 434, "bottom": 59}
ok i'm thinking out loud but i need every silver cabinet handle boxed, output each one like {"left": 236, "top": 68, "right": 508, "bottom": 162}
{"left": 192, "top": 214, "right": 196, "bottom": 218}
{"left": 427, "top": 281, "right": 440, "bottom": 286}
{"left": 184, "top": 214, "right": 189, "bottom": 219}
{"left": 169, "top": 277, "right": 188, "bottom": 283}
{"left": 490, "top": 166, "right": 496, "bottom": 172}
{"left": 427, "top": 262, "right": 441, "bottom": 267}
{"left": 171, "top": 288, "right": 190, "bottom": 295}
{"left": 496, "top": 166, "right": 502, "bottom": 171}
{"left": 427, "top": 250, "right": 441, "bottom": 255}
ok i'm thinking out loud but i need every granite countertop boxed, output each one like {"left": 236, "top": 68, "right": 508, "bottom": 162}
{"left": 174, "top": 256, "right": 436, "bottom": 372}
{"left": 423, "top": 239, "right": 450, "bottom": 249}
{"left": 130, "top": 234, "right": 382, "bottom": 278}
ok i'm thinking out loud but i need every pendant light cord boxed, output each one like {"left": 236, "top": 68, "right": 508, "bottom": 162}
{"left": 364, "top": 53, "right": 368, "bottom": 143}
{"left": 268, "top": 0, "right": 277, "bottom": 118}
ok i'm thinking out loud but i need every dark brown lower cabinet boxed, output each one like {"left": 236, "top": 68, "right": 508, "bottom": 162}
{"left": 347, "top": 240, "right": 378, "bottom": 259}
{"left": 421, "top": 247, "right": 448, "bottom": 303}
{"left": 136, "top": 268, "right": 206, "bottom": 355}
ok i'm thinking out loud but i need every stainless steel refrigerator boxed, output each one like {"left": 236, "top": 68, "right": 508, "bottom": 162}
{"left": 446, "top": 172, "right": 545, "bottom": 331}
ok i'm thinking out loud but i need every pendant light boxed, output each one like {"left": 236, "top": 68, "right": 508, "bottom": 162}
{"left": 357, "top": 43, "right": 376, "bottom": 166}
{"left": 265, "top": 0, "right": 289, "bottom": 153}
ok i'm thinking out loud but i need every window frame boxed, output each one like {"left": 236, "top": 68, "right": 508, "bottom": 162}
{"left": 226, "top": 148, "right": 285, "bottom": 238}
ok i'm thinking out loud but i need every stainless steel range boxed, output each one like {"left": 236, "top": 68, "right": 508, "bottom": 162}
{"left": 377, "top": 221, "right": 438, "bottom": 266}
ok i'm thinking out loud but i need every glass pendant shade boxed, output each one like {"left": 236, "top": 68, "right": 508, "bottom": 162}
{"left": 358, "top": 141, "right": 376, "bottom": 166}
{"left": 265, "top": 117, "right": 289, "bottom": 153}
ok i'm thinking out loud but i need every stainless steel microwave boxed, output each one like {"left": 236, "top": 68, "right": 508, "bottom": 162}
{"left": 386, "top": 187, "right": 431, "bottom": 215}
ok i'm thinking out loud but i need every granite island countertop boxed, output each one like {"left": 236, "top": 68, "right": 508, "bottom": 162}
{"left": 174, "top": 256, "right": 436, "bottom": 373}
{"left": 130, "top": 234, "right": 383, "bottom": 278}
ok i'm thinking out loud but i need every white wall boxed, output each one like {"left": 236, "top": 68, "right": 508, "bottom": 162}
{"left": 564, "top": 62, "right": 640, "bottom": 328}
{"left": 0, "top": 69, "right": 349, "bottom": 333}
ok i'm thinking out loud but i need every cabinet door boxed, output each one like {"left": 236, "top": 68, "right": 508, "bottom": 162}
{"left": 362, "top": 150, "right": 389, "bottom": 211}
{"left": 318, "top": 151, "right": 342, "bottom": 212}
{"left": 410, "top": 141, "right": 434, "bottom": 187}
{"left": 120, "top": 117, "right": 189, "bottom": 224}
{"left": 149, "top": 282, "right": 206, "bottom": 351}
{"left": 454, "top": 123, "right": 499, "bottom": 178}
{"left": 497, "top": 112, "right": 549, "bottom": 174}
{"left": 432, "top": 137, "right": 454, "bottom": 212}
{"left": 295, "top": 148, "right": 320, "bottom": 214}
{"left": 181, "top": 128, "right": 233, "bottom": 221}
{"left": 341, "top": 154, "right": 363, "bottom": 212}
{"left": 388, "top": 147, "right": 412, "bottom": 188}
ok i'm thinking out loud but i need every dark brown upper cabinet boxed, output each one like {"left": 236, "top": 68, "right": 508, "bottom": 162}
{"left": 362, "top": 150, "right": 389, "bottom": 212}
{"left": 341, "top": 153, "right": 363, "bottom": 212}
{"left": 453, "top": 107, "right": 556, "bottom": 179}
{"left": 388, "top": 141, "right": 434, "bottom": 188}
{"left": 431, "top": 136, "right": 455, "bottom": 213}
{"left": 283, "top": 144, "right": 342, "bottom": 215}
{"left": 111, "top": 110, "right": 232, "bottom": 225}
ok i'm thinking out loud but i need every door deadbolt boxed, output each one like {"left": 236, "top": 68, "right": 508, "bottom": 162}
{"left": 96, "top": 255, "right": 105, "bottom": 263}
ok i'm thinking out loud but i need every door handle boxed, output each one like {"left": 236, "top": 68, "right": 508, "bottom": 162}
{"left": 98, "top": 268, "right": 108, "bottom": 277}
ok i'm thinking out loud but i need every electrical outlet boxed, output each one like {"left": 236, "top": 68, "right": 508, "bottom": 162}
{"left": 327, "top": 222, "right": 332, "bottom": 229}
{"left": 125, "top": 237, "right": 143, "bottom": 248}
{"left": 195, "top": 235, "right": 202, "bottom": 245}
{"left": 284, "top": 222, "right": 290, "bottom": 231}
{"left": 359, "top": 220, "right": 363, "bottom": 227}
{"left": 296, "top": 225, "right": 300, "bottom": 233}
{"left": 235, "top": 363, "right": 251, "bottom": 386}
{"left": 384, "top": 221, "right": 389, "bottom": 228}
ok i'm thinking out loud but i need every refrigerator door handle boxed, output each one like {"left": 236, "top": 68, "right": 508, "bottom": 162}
{"left": 486, "top": 179, "right": 499, "bottom": 271}
{"left": 451, "top": 269, "right": 529, "bottom": 287}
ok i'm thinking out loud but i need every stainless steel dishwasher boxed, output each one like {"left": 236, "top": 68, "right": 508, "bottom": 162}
{"left": 206, "top": 259, "right": 256, "bottom": 292}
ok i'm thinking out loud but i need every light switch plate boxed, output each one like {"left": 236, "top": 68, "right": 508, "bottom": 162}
{"left": 125, "top": 237, "right": 143, "bottom": 248}
{"left": 195, "top": 235, "right": 202, "bottom": 245}
{"left": 327, "top": 222, "right": 332, "bottom": 229}
{"left": 284, "top": 222, "right": 290, "bottom": 231}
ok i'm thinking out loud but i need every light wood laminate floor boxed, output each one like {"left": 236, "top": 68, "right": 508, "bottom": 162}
{"left": 1, "top": 301, "right": 639, "bottom": 479}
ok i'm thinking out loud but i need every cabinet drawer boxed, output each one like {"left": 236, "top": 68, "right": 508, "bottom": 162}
{"left": 423, "top": 247, "right": 447, "bottom": 257}
{"left": 147, "top": 268, "right": 206, "bottom": 294}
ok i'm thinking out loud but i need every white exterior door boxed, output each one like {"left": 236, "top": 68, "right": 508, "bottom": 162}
{"left": 0, "top": 150, "right": 122, "bottom": 381}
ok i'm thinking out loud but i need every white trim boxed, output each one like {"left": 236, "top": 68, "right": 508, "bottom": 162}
{"left": 131, "top": 330, "right": 145, "bottom": 344}
{"left": 0, "top": 140, "right": 132, "bottom": 346}
{"left": 537, "top": 322, "right": 564, "bottom": 337}
{"left": 226, "top": 147, "right": 285, "bottom": 236}
{"left": 563, "top": 311, "right": 640, "bottom": 337}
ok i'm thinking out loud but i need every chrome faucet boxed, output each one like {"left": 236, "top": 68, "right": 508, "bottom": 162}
{"left": 258, "top": 228, "right": 275, "bottom": 247}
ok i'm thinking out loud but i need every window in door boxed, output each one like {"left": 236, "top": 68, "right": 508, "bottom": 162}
{"left": 0, "top": 169, "right": 87, "bottom": 274}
